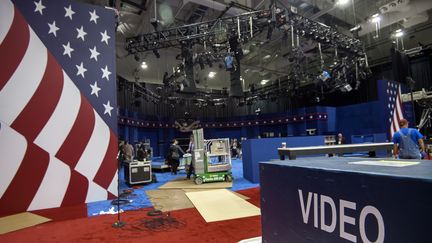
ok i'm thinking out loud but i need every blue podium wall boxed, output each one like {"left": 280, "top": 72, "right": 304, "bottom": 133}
{"left": 260, "top": 158, "right": 432, "bottom": 243}
{"left": 242, "top": 136, "right": 325, "bottom": 183}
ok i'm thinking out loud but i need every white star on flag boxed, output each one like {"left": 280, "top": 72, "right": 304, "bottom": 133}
{"left": 103, "top": 100, "right": 113, "bottom": 116}
{"left": 100, "top": 30, "right": 110, "bottom": 45}
{"left": 101, "top": 65, "right": 111, "bottom": 80}
{"left": 90, "top": 81, "right": 101, "bottom": 97}
{"left": 76, "top": 26, "right": 87, "bottom": 41}
{"left": 89, "top": 46, "right": 100, "bottom": 61}
{"left": 76, "top": 62, "right": 87, "bottom": 78}
{"left": 64, "top": 4, "right": 75, "bottom": 20}
{"left": 62, "top": 42, "right": 74, "bottom": 58}
{"left": 48, "top": 21, "right": 59, "bottom": 36}
{"left": 89, "top": 10, "right": 99, "bottom": 24}
{"left": 34, "top": 0, "right": 45, "bottom": 15}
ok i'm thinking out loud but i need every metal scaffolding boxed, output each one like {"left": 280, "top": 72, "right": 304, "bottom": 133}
{"left": 125, "top": 10, "right": 268, "bottom": 54}
{"left": 125, "top": 4, "right": 364, "bottom": 56}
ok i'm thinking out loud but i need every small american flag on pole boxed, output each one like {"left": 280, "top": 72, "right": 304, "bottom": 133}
{"left": 387, "top": 81, "right": 405, "bottom": 138}
{"left": 0, "top": 0, "right": 118, "bottom": 216}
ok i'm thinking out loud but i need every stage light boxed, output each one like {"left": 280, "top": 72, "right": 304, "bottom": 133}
{"left": 255, "top": 108, "right": 261, "bottom": 115}
{"left": 198, "top": 56, "right": 205, "bottom": 70}
{"left": 350, "top": 25, "right": 362, "bottom": 33}
{"left": 141, "top": 61, "right": 148, "bottom": 69}
{"left": 370, "top": 13, "right": 381, "bottom": 23}
{"left": 208, "top": 71, "right": 216, "bottom": 78}
{"left": 153, "top": 49, "right": 160, "bottom": 58}
{"left": 318, "top": 71, "right": 331, "bottom": 82}
{"left": 394, "top": 29, "right": 404, "bottom": 37}
{"left": 206, "top": 56, "right": 213, "bottom": 68}
{"left": 266, "top": 25, "right": 273, "bottom": 40}
{"left": 150, "top": 18, "right": 158, "bottom": 30}
{"left": 340, "top": 84, "right": 352, "bottom": 92}
{"left": 260, "top": 79, "right": 269, "bottom": 85}
{"left": 134, "top": 54, "right": 140, "bottom": 62}
{"left": 336, "top": 0, "right": 349, "bottom": 6}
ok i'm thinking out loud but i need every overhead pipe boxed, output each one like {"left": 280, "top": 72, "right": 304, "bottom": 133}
{"left": 180, "top": 0, "right": 247, "bottom": 16}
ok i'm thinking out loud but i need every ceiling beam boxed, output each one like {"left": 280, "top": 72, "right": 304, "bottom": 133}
{"left": 121, "top": 0, "right": 147, "bottom": 11}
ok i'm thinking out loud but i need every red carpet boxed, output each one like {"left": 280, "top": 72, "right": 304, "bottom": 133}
{"left": 0, "top": 187, "right": 261, "bottom": 243}
{"left": 30, "top": 203, "right": 88, "bottom": 221}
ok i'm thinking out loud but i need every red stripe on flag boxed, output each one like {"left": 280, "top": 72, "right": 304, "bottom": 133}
{"left": 0, "top": 141, "right": 49, "bottom": 217}
{"left": 93, "top": 130, "right": 118, "bottom": 189}
{"left": 55, "top": 96, "right": 95, "bottom": 168}
{"left": 397, "top": 90, "right": 403, "bottom": 115}
{"left": 61, "top": 170, "right": 89, "bottom": 207}
{"left": 107, "top": 192, "right": 116, "bottom": 200}
{"left": 0, "top": 7, "right": 30, "bottom": 90}
{"left": 11, "top": 53, "right": 64, "bottom": 141}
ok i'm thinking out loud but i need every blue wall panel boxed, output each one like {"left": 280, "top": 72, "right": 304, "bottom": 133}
{"left": 211, "top": 128, "right": 242, "bottom": 140}
{"left": 336, "top": 101, "right": 385, "bottom": 143}
{"left": 260, "top": 158, "right": 432, "bottom": 243}
{"left": 242, "top": 136, "right": 325, "bottom": 183}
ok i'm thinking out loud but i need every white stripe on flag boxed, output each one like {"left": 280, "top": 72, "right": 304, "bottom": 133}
{"left": 74, "top": 110, "right": 110, "bottom": 180}
{"left": 107, "top": 171, "right": 118, "bottom": 196}
{"left": 0, "top": 0, "right": 14, "bottom": 45}
{"left": 27, "top": 156, "right": 71, "bottom": 211}
{"left": 0, "top": 28, "right": 47, "bottom": 125}
{"left": 395, "top": 87, "right": 403, "bottom": 120}
{"left": 390, "top": 85, "right": 403, "bottom": 137}
{"left": 391, "top": 112, "right": 398, "bottom": 137}
{"left": 0, "top": 121, "right": 27, "bottom": 198}
{"left": 34, "top": 71, "right": 81, "bottom": 153}
{"left": 86, "top": 181, "right": 108, "bottom": 203}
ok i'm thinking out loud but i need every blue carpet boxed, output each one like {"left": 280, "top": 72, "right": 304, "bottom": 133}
{"left": 87, "top": 158, "right": 258, "bottom": 216}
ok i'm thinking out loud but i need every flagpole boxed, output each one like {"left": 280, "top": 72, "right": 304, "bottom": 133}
{"left": 111, "top": 5, "right": 125, "bottom": 228}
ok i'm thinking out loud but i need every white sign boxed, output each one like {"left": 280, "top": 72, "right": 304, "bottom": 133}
{"left": 349, "top": 160, "right": 419, "bottom": 167}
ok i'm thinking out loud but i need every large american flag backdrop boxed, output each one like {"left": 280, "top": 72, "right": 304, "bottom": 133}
{"left": 0, "top": 0, "right": 118, "bottom": 216}
{"left": 378, "top": 80, "right": 412, "bottom": 140}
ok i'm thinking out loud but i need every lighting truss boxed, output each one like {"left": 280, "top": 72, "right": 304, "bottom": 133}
{"left": 125, "top": 10, "right": 267, "bottom": 54}
{"left": 125, "top": 4, "right": 364, "bottom": 56}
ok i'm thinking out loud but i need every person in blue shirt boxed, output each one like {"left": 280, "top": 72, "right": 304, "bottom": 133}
{"left": 392, "top": 118, "right": 425, "bottom": 159}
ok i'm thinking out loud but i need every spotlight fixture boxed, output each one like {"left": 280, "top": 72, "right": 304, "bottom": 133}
{"left": 394, "top": 29, "right": 404, "bottom": 38}
{"left": 150, "top": 18, "right": 158, "bottom": 30}
{"left": 206, "top": 56, "right": 213, "bottom": 68}
{"left": 370, "top": 13, "right": 381, "bottom": 23}
{"left": 134, "top": 54, "right": 140, "bottom": 62}
{"left": 335, "top": 0, "right": 349, "bottom": 6}
{"left": 208, "top": 71, "right": 216, "bottom": 78}
{"left": 340, "top": 84, "right": 352, "bottom": 92}
{"left": 266, "top": 24, "right": 274, "bottom": 40}
{"left": 141, "top": 61, "right": 148, "bottom": 69}
{"left": 153, "top": 49, "right": 160, "bottom": 58}
{"left": 350, "top": 25, "right": 362, "bottom": 33}
{"left": 260, "top": 79, "right": 270, "bottom": 85}
{"left": 318, "top": 71, "right": 331, "bottom": 82}
{"left": 198, "top": 56, "right": 205, "bottom": 70}
{"left": 255, "top": 108, "right": 261, "bottom": 115}
{"left": 349, "top": 25, "right": 362, "bottom": 38}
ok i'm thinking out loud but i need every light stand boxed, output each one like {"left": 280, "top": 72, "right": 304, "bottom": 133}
{"left": 112, "top": 155, "right": 125, "bottom": 228}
